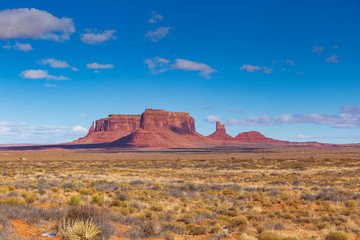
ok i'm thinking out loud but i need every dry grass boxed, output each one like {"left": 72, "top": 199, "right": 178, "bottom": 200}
{"left": 0, "top": 147, "right": 359, "bottom": 239}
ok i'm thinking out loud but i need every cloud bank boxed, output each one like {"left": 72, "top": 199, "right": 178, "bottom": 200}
{"left": 0, "top": 122, "right": 87, "bottom": 144}
{"left": 0, "top": 8, "right": 75, "bottom": 41}
{"left": 227, "top": 105, "right": 360, "bottom": 128}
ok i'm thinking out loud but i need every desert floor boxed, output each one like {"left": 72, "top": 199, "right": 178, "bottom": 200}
{"left": 0, "top": 147, "right": 359, "bottom": 240}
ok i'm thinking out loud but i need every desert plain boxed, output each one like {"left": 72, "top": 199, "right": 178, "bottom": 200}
{"left": 0, "top": 145, "right": 359, "bottom": 240}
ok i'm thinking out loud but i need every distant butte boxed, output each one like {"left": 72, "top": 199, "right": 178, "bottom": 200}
{"left": 0, "top": 108, "right": 351, "bottom": 151}
{"left": 72, "top": 114, "right": 141, "bottom": 144}
{"left": 68, "top": 108, "right": 330, "bottom": 149}
{"left": 206, "top": 121, "right": 234, "bottom": 141}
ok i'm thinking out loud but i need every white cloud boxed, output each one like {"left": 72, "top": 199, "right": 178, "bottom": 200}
{"left": 38, "top": 59, "right": 78, "bottom": 71}
{"left": 326, "top": 54, "right": 340, "bottom": 63}
{"left": 144, "top": 57, "right": 216, "bottom": 79}
{"left": 45, "top": 83, "right": 57, "bottom": 88}
{"left": 86, "top": 63, "right": 114, "bottom": 69}
{"left": 0, "top": 122, "right": 87, "bottom": 144}
{"left": 227, "top": 105, "right": 360, "bottom": 128}
{"left": 20, "top": 70, "right": 70, "bottom": 80}
{"left": 79, "top": 113, "right": 88, "bottom": 118}
{"left": 240, "top": 64, "right": 273, "bottom": 74}
{"left": 149, "top": 11, "right": 164, "bottom": 23}
{"left": 312, "top": 46, "right": 325, "bottom": 55}
{"left": 3, "top": 41, "right": 33, "bottom": 52}
{"left": 145, "top": 27, "right": 171, "bottom": 42}
{"left": 144, "top": 57, "right": 170, "bottom": 74}
{"left": 0, "top": 8, "right": 75, "bottom": 41}
{"left": 80, "top": 29, "right": 116, "bottom": 44}
{"left": 173, "top": 58, "right": 216, "bottom": 79}
{"left": 205, "top": 115, "right": 221, "bottom": 123}
{"left": 240, "top": 64, "right": 261, "bottom": 72}
{"left": 283, "top": 59, "right": 296, "bottom": 65}
{"left": 296, "top": 134, "right": 313, "bottom": 139}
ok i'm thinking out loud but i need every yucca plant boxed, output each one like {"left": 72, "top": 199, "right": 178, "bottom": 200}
{"left": 69, "top": 219, "right": 101, "bottom": 240}
{"left": 67, "top": 195, "right": 83, "bottom": 206}
{"left": 59, "top": 219, "right": 101, "bottom": 240}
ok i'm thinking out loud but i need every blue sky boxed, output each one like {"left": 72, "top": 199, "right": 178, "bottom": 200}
{"left": 0, "top": 0, "right": 360, "bottom": 144}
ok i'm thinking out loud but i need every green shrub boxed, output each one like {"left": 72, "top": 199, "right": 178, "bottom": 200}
{"left": 67, "top": 195, "right": 83, "bottom": 206}
{"left": 325, "top": 231, "right": 350, "bottom": 240}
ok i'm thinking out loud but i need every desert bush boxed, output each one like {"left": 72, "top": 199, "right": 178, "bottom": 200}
{"left": 161, "top": 230, "right": 176, "bottom": 240}
{"left": 110, "top": 200, "right": 129, "bottom": 208}
{"left": 91, "top": 195, "right": 103, "bottom": 204}
{"left": 187, "top": 223, "right": 208, "bottom": 235}
{"left": 325, "top": 231, "right": 350, "bottom": 240}
{"left": 25, "top": 195, "right": 36, "bottom": 204}
{"left": 67, "top": 195, "right": 83, "bottom": 206}
{"left": 260, "top": 231, "right": 282, "bottom": 240}
{"left": 2, "top": 197, "right": 22, "bottom": 206}
{"left": 230, "top": 216, "right": 248, "bottom": 232}
{"left": 78, "top": 188, "right": 95, "bottom": 196}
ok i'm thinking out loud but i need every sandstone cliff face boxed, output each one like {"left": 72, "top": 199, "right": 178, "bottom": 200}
{"left": 140, "top": 109, "right": 195, "bottom": 133}
{"left": 206, "top": 121, "right": 234, "bottom": 141}
{"left": 110, "top": 109, "right": 214, "bottom": 148}
{"left": 72, "top": 109, "right": 211, "bottom": 147}
{"left": 72, "top": 114, "right": 141, "bottom": 144}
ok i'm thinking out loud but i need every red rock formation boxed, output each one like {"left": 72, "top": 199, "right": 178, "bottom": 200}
{"left": 72, "top": 108, "right": 290, "bottom": 147}
{"left": 110, "top": 109, "right": 214, "bottom": 148}
{"left": 140, "top": 109, "right": 195, "bottom": 132}
{"left": 72, "top": 114, "right": 141, "bottom": 144}
{"left": 207, "top": 121, "right": 234, "bottom": 141}
{"left": 234, "top": 131, "right": 284, "bottom": 143}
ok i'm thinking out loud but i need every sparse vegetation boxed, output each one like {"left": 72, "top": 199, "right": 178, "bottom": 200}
{"left": 0, "top": 149, "right": 359, "bottom": 239}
